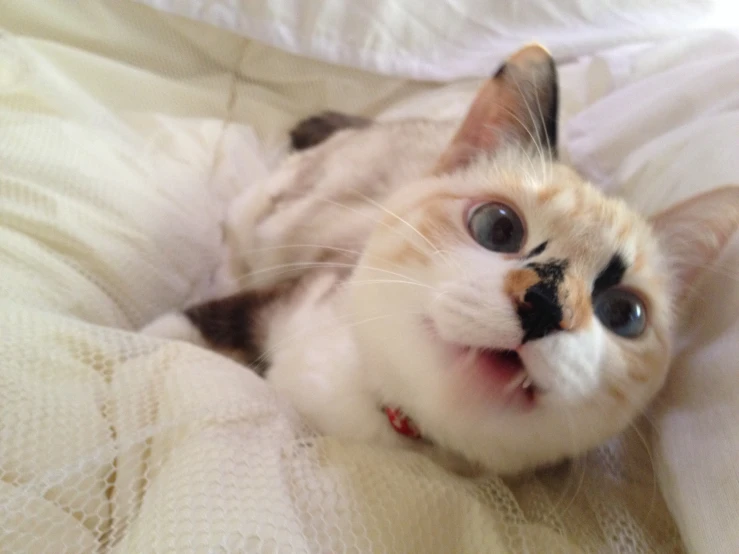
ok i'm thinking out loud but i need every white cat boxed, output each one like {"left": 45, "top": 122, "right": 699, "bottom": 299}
{"left": 143, "top": 45, "right": 739, "bottom": 476}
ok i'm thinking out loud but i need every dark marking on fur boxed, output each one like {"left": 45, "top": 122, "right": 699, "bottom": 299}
{"left": 542, "top": 56, "right": 559, "bottom": 158}
{"left": 519, "top": 259, "right": 568, "bottom": 343}
{"left": 525, "top": 241, "right": 548, "bottom": 259}
{"left": 492, "top": 54, "right": 558, "bottom": 158}
{"left": 593, "top": 254, "right": 627, "bottom": 297}
{"left": 290, "top": 111, "right": 372, "bottom": 151}
{"left": 527, "top": 259, "right": 568, "bottom": 286}
{"left": 185, "top": 288, "right": 283, "bottom": 375}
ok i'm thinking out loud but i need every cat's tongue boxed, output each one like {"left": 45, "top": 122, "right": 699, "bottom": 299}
{"left": 476, "top": 349, "right": 524, "bottom": 385}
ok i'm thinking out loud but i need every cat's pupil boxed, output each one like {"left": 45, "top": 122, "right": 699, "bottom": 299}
{"left": 605, "top": 298, "right": 633, "bottom": 325}
{"left": 468, "top": 202, "right": 524, "bottom": 253}
{"left": 593, "top": 288, "right": 646, "bottom": 339}
{"left": 492, "top": 217, "right": 514, "bottom": 245}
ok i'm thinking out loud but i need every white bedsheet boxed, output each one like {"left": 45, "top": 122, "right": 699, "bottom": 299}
{"left": 1, "top": 1, "right": 738, "bottom": 553}
{"left": 135, "top": 0, "right": 738, "bottom": 79}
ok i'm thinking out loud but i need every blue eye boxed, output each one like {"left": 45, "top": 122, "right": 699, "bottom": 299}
{"left": 593, "top": 289, "right": 646, "bottom": 338}
{"left": 468, "top": 202, "right": 525, "bottom": 253}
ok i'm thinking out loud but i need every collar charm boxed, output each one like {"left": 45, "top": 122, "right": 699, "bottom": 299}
{"left": 384, "top": 406, "right": 422, "bottom": 439}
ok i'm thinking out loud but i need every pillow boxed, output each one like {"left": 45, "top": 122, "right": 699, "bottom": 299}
{"left": 133, "top": 0, "right": 737, "bottom": 79}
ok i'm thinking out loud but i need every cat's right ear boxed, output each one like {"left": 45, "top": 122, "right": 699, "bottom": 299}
{"left": 649, "top": 186, "right": 739, "bottom": 302}
{"left": 433, "top": 44, "right": 559, "bottom": 175}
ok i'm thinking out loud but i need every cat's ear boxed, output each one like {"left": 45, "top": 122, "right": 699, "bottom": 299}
{"left": 433, "top": 43, "right": 558, "bottom": 175}
{"left": 650, "top": 186, "right": 739, "bottom": 300}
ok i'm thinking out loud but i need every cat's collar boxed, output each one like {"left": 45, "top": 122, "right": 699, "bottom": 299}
{"left": 383, "top": 406, "right": 423, "bottom": 440}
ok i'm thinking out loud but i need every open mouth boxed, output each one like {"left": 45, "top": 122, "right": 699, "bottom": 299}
{"left": 477, "top": 349, "right": 537, "bottom": 402}
{"left": 421, "top": 317, "right": 538, "bottom": 406}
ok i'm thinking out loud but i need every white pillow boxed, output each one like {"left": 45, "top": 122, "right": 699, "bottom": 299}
{"left": 133, "top": 0, "right": 738, "bottom": 79}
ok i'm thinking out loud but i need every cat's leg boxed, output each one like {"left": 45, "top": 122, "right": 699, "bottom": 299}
{"left": 289, "top": 111, "right": 371, "bottom": 151}
{"left": 141, "top": 287, "right": 285, "bottom": 374}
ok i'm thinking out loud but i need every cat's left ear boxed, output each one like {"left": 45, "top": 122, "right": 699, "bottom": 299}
{"left": 650, "top": 186, "right": 739, "bottom": 301}
{"left": 434, "top": 43, "right": 558, "bottom": 175}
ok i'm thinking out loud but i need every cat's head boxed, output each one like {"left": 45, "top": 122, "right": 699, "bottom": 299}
{"left": 349, "top": 45, "right": 739, "bottom": 474}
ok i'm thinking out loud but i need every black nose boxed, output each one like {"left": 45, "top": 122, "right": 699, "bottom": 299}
{"left": 517, "top": 283, "right": 563, "bottom": 343}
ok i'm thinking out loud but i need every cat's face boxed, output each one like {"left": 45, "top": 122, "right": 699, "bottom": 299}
{"left": 351, "top": 151, "right": 672, "bottom": 473}
{"left": 348, "top": 45, "right": 738, "bottom": 474}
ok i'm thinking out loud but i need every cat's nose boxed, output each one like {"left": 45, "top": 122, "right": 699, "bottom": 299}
{"left": 513, "top": 282, "right": 563, "bottom": 343}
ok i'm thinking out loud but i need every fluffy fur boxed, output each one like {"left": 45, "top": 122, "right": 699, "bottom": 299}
{"left": 143, "top": 45, "right": 739, "bottom": 476}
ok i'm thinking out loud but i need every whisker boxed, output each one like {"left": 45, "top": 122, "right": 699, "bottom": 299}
{"left": 337, "top": 278, "right": 436, "bottom": 291}
{"left": 349, "top": 189, "right": 439, "bottom": 252}
{"left": 306, "top": 194, "right": 457, "bottom": 273}
{"left": 546, "top": 408, "right": 587, "bottom": 519}
{"left": 320, "top": 196, "right": 441, "bottom": 264}
{"left": 627, "top": 419, "right": 659, "bottom": 520}
{"left": 234, "top": 261, "right": 426, "bottom": 287}
{"left": 234, "top": 242, "right": 413, "bottom": 273}
{"left": 253, "top": 309, "right": 426, "bottom": 368}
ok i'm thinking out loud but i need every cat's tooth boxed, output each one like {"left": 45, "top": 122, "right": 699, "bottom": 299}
{"left": 504, "top": 372, "right": 527, "bottom": 394}
{"left": 521, "top": 375, "right": 533, "bottom": 389}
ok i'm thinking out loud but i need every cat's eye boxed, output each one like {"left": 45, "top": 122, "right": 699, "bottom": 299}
{"left": 467, "top": 202, "right": 525, "bottom": 253}
{"left": 593, "top": 288, "right": 646, "bottom": 339}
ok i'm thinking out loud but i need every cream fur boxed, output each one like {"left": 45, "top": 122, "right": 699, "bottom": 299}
{"left": 145, "top": 117, "right": 739, "bottom": 475}
{"left": 144, "top": 57, "right": 738, "bottom": 474}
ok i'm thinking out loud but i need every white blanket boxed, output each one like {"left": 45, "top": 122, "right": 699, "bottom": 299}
{"left": 136, "top": 0, "right": 738, "bottom": 79}
{"left": 1, "top": 2, "right": 738, "bottom": 553}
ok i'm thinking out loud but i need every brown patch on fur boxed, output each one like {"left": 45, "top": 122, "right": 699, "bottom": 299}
{"left": 558, "top": 275, "right": 592, "bottom": 331}
{"left": 627, "top": 370, "right": 649, "bottom": 383}
{"left": 380, "top": 193, "right": 464, "bottom": 266}
{"left": 185, "top": 284, "right": 292, "bottom": 375}
{"left": 607, "top": 383, "right": 628, "bottom": 403}
{"left": 504, "top": 269, "right": 541, "bottom": 303}
{"left": 382, "top": 238, "right": 433, "bottom": 267}
{"left": 290, "top": 111, "right": 371, "bottom": 151}
{"left": 622, "top": 335, "right": 669, "bottom": 385}
{"left": 616, "top": 221, "right": 634, "bottom": 243}
{"left": 632, "top": 251, "right": 646, "bottom": 272}
{"left": 537, "top": 187, "right": 560, "bottom": 204}
{"left": 315, "top": 247, "right": 358, "bottom": 278}
{"left": 415, "top": 198, "right": 465, "bottom": 243}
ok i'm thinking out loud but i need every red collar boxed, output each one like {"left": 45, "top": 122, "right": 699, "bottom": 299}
{"left": 384, "top": 406, "right": 422, "bottom": 439}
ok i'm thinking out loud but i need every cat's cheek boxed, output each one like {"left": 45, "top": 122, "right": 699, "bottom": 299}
{"left": 428, "top": 291, "right": 522, "bottom": 351}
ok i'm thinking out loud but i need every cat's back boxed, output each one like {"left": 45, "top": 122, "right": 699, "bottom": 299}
{"left": 225, "top": 118, "right": 457, "bottom": 289}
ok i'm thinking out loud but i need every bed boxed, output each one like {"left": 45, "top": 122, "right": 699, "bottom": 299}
{"left": 1, "top": 1, "right": 738, "bottom": 552}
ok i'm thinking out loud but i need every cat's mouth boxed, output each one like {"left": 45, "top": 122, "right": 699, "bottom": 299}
{"left": 421, "top": 317, "right": 539, "bottom": 407}
{"left": 468, "top": 348, "right": 538, "bottom": 405}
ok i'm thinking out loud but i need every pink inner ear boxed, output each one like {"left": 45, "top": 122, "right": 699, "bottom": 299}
{"left": 432, "top": 44, "right": 557, "bottom": 176}
{"left": 433, "top": 80, "right": 516, "bottom": 175}
{"left": 649, "top": 185, "right": 739, "bottom": 299}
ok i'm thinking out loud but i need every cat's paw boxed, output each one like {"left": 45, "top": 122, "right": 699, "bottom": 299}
{"left": 289, "top": 111, "right": 371, "bottom": 151}
{"left": 140, "top": 312, "right": 207, "bottom": 346}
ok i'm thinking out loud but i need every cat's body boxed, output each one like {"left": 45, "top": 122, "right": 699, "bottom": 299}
{"left": 144, "top": 45, "right": 739, "bottom": 476}
{"left": 222, "top": 119, "right": 456, "bottom": 292}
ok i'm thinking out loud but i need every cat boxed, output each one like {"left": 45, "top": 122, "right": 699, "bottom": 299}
{"left": 143, "top": 44, "right": 739, "bottom": 476}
